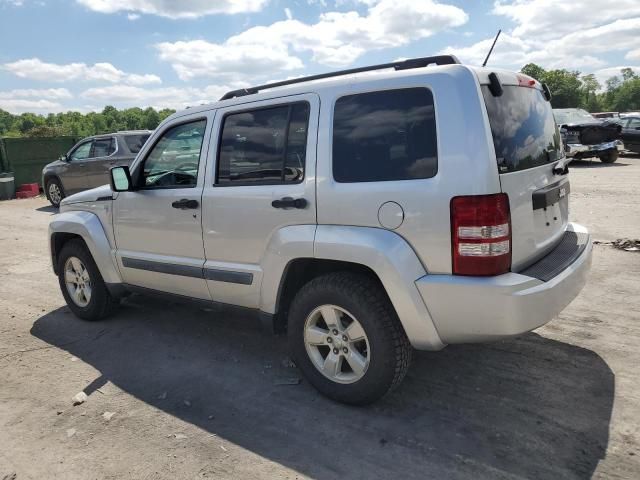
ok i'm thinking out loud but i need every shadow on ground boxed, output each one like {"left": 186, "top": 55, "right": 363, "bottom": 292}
{"left": 35, "top": 204, "right": 57, "bottom": 213}
{"left": 32, "top": 296, "right": 613, "bottom": 479}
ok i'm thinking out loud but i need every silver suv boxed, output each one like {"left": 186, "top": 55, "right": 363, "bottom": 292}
{"left": 48, "top": 56, "right": 592, "bottom": 405}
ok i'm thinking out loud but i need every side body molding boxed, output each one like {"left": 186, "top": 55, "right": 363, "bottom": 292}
{"left": 313, "top": 226, "right": 445, "bottom": 351}
{"left": 49, "top": 210, "right": 122, "bottom": 285}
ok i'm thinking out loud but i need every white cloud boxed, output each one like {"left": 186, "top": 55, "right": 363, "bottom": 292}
{"left": 441, "top": 32, "right": 530, "bottom": 67}
{"left": 0, "top": 87, "right": 73, "bottom": 114}
{"left": 80, "top": 83, "right": 249, "bottom": 110}
{"left": 156, "top": 0, "right": 468, "bottom": 79}
{"left": 284, "top": 7, "right": 292, "bottom": 20}
{"left": 493, "top": 0, "right": 640, "bottom": 39}
{"left": 0, "top": 88, "right": 72, "bottom": 100}
{"left": 592, "top": 66, "right": 640, "bottom": 87}
{"left": 156, "top": 40, "right": 303, "bottom": 81}
{"left": 0, "top": 99, "right": 64, "bottom": 114}
{"left": 127, "top": 13, "right": 140, "bottom": 21}
{"left": 2, "top": 58, "right": 162, "bottom": 85}
{"left": 444, "top": 2, "right": 640, "bottom": 73}
{"left": 625, "top": 48, "right": 640, "bottom": 61}
{"left": 75, "top": 0, "right": 268, "bottom": 19}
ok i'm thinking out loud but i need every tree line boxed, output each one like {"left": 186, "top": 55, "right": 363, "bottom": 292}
{"left": 0, "top": 106, "right": 175, "bottom": 138}
{"left": 1, "top": 65, "right": 639, "bottom": 139}
{"left": 521, "top": 64, "right": 640, "bottom": 112}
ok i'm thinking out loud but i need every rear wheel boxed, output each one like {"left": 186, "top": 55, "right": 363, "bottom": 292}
{"left": 599, "top": 150, "right": 618, "bottom": 163}
{"left": 288, "top": 272, "right": 412, "bottom": 405}
{"left": 57, "top": 239, "right": 118, "bottom": 321}
{"left": 46, "top": 177, "right": 65, "bottom": 207}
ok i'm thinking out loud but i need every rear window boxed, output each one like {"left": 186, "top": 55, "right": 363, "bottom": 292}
{"left": 482, "top": 86, "right": 561, "bottom": 173}
{"left": 125, "top": 134, "right": 151, "bottom": 154}
{"left": 333, "top": 88, "right": 437, "bottom": 183}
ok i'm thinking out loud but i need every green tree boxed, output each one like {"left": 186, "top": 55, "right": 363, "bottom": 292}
{"left": 581, "top": 74, "right": 602, "bottom": 111}
{"left": 521, "top": 63, "right": 546, "bottom": 81}
{"left": 0, "top": 106, "right": 175, "bottom": 139}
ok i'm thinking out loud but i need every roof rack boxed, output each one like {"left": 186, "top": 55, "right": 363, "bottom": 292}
{"left": 219, "top": 54, "right": 461, "bottom": 101}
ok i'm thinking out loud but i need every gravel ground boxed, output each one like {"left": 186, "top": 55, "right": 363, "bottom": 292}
{"left": 1, "top": 156, "right": 639, "bottom": 480}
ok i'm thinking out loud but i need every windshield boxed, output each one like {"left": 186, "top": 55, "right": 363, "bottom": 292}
{"left": 553, "top": 109, "right": 599, "bottom": 125}
{"left": 482, "top": 86, "right": 562, "bottom": 173}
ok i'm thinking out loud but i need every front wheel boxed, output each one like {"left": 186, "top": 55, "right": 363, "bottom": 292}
{"left": 57, "top": 239, "right": 118, "bottom": 321}
{"left": 46, "top": 177, "right": 65, "bottom": 207}
{"left": 288, "top": 272, "right": 412, "bottom": 405}
{"left": 599, "top": 150, "right": 619, "bottom": 163}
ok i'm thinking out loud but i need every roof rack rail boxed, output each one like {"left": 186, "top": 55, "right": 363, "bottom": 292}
{"left": 219, "top": 54, "right": 461, "bottom": 101}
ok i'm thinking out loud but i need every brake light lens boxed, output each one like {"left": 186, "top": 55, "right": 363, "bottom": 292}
{"left": 451, "top": 194, "right": 511, "bottom": 276}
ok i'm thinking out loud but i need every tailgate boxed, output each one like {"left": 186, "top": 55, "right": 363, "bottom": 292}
{"left": 481, "top": 82, "right": 569, "bottom": 270}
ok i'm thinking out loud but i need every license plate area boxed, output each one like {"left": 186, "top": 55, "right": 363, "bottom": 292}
{"left": 532, "top": 181, "right": 570, "bottom": 210}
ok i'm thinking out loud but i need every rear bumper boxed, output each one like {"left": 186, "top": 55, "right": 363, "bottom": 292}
{"left": 566, "top": 140, "right": 624, "bottom": 157}
{"left": 416, "top": 223, "right": 592, "bottom": 344}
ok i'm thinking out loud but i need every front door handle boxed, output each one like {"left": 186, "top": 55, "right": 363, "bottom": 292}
{"left": 271, "top": 197, "right": 308, "bottom": 209}
{"left": 172, "top": 198, "right": 199, "bottom": 209}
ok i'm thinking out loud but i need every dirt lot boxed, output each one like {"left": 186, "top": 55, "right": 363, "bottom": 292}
{"left": 1, "top": 157, "right": 639, "bottom": 480}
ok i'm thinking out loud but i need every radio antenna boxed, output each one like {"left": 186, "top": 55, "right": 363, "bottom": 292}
{"left": 482, "top": 29, "right": 502, "bottom": 67}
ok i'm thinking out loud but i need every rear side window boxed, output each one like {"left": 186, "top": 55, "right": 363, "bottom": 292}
{"left": 482, "top": 86, "right": 561, "bottom": 173}
{"left": 91, "top": 138, "right": 115, "bottom": 157}
{"left": 332, "top": 88, "right": 437, "bottom": 183}
{"left": 217, "top": 102, "right": 310, "bottom": 185}
{"left": 124, "top": 134, "right": 150, "bottom": 154}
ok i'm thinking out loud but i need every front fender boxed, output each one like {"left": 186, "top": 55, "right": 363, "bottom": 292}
{"left": 314, "top": 226, "right": 445, "bottom": 351}
{"left": 49, "top": 211, "right": 122, "bottom": 285}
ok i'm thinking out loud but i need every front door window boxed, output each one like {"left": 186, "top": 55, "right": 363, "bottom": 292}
{"left": 70, "top": 142, "right": 92, "bottom": 161}
{"left": 141, "top": 120, "right": 207, "bottom": 189}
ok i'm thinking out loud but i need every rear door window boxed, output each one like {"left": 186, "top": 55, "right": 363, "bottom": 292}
{"left": 125, "top": 134, "right": 151, "bottom": 154}
{"left": 217, "top": 102, "right": 309, "bottom": 185}
{"left": 483, "top": 86, "right": 562, "bottom": 173}
{"left": 90, "top": 138, "right": 115, "bottom": 158}
{"left": 332, "top": 88, "right": 437, "bottom": 183}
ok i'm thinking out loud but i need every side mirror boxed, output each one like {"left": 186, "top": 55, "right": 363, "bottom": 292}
{"left": 59, "top": 154, "right": 69, "bottom": 162}
{"left": 635, "top": 126, "right": 640, "bottom": 130}
{"left": 110, "top": 166, "right": 133, "bottom": 192}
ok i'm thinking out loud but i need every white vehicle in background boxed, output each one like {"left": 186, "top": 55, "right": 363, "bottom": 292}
{"left": 48, "top": 55, "right": 592, "bottom": 405}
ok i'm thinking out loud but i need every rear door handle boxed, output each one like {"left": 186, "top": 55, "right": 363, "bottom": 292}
{"left": 271, "top": 197, "right": 308, "bottom": 209}
{"left": 172, "top": 199, "right": 199, "bottom": 209}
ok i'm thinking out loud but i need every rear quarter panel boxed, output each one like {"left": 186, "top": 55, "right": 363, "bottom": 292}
{"left": 316, "top": 66, "right": 500, "bottom": 274}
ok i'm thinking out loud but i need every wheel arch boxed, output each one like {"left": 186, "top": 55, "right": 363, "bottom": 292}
{"left": 271, "top": 258, "right": 385, "bottom": 333}
{"left": 49, "top": 211, "right": 122, "bottom": 285}
{"left": 261, "top": 225, "right": 445, "bottom": 350}
{"left": 43, "top": 173, "right": 65, "bottom": 192}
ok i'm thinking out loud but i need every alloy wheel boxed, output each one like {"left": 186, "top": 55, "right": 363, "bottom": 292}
{"left": 64, "top": 256, "right": 92, "bottom": 307}
{"left": 303, "top": 304, "right": 370, "bottom": 384}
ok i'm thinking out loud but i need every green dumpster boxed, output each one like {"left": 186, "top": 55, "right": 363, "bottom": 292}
{"left": 0, "top": 136, "right": 77, "bottom": 187}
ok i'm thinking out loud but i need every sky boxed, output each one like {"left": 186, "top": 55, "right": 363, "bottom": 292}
{"left": 0, "top": 0, "right": 639, "bottom": 114}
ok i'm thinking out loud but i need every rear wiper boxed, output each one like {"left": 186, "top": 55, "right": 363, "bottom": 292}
{"left": 552, "top": 155, "right": 570, "bottom": 176}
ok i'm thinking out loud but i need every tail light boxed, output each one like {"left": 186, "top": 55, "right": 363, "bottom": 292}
{"left": 450, "top": 194, "right": 511, "bottom": 276}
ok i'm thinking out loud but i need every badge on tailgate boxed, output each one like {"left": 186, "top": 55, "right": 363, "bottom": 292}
{"left": 532, "top": 181, "right": 570, "bottom": 210}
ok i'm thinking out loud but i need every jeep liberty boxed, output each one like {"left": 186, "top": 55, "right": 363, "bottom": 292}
{"left": 49, "top": 55, "right": 592, "bottom": 405}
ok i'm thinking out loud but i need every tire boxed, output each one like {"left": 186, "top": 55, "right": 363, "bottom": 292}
{"left": 599, "top": 150, "right": 618, "bottom": 163}
{"left": 57, "top": 239, "right": 118, "bottom": 321}
{"left": 45, "top": 177, "right": 65, "bottom": 207}
{"left": 288, "top": 272, "right": 412, "bottom": 405}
